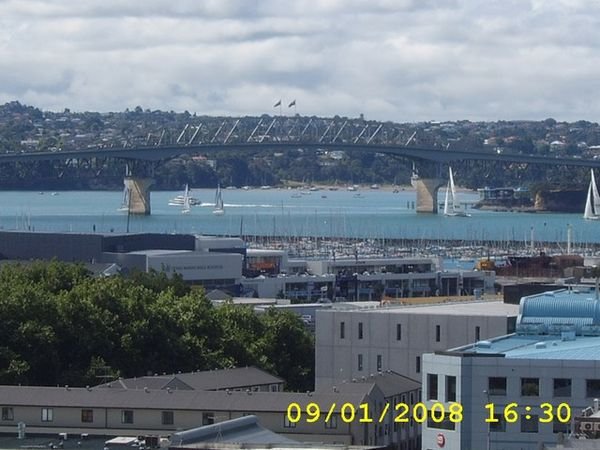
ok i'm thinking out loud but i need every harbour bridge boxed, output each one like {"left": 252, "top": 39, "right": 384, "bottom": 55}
{"left": 2, "top": 115, "right": 599, "bottom": 214}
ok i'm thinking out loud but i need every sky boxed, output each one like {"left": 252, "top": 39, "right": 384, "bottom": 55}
{"left": 1, "top": 0, "right": 600, "bottom": 122}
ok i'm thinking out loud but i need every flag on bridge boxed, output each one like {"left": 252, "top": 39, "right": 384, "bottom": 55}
{"left": 273, "top": 100, "right": 281, "bottom": 108}
{"left": 288, "top": 100, "right": 296, "bottom": 108}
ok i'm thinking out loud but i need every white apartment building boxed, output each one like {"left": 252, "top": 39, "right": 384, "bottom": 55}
{"left": 422, "top": 288, "right": 600, "bottom": 450}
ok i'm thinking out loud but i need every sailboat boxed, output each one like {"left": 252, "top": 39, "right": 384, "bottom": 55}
{"left": 118, "top": 164, "right": 131, "bottom": 211}
{"left": 118, "top": 182, "right": 130, "bottom": 212}
{"left": 444, "top": 167, "right": 471, "bottom": 217}
{"left": 181, "top": 184, "right": 191, "bottom": 214}
{"left": 584, "top": 169, "right": 600, "bottom": 220}
{"left": 213, "top": 184, "right": 225, "bottom": 216}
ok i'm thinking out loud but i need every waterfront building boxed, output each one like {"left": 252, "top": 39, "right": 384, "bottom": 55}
{"left": 0, "top": 231, "right": 494, "bottom": 302}
{"left": 421, "top": 288, "right": 600, "bottom": 450}
{"left": 315, "top": 300, "right": 519, "bottom": 387}
{"left": 243, "top": 255, "right": 495, "bottom": 302}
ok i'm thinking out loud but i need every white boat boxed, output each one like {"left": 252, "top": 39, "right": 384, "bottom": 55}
{"left": 444, "top": 167, "right": 471, "bottom": 217}
{"left": 181, "top": 184, "right": 191, "bottom": 214}
{"left": 168, "top": 185, "right": 200, "bottom": 206}
{"left": 584, "top": 169, "right": 600, "bottom": 220}
{"left": 213, "top": 184, "right": 225, "bottom": 216}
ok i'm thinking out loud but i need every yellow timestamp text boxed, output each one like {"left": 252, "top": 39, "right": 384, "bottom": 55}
{"left": 286, "top": 402, "right": 464, "bottom": 424}
{"left": 485, "top": 402, "right": 571, "bottom": 424}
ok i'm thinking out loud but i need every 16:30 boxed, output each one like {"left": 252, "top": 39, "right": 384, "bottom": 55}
{"left": 484, "top": 402, "right": 571, "bottom": 423}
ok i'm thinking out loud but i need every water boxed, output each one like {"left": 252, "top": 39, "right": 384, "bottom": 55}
{"left": 1, "top": 189, "right": 598, "bottom": 244}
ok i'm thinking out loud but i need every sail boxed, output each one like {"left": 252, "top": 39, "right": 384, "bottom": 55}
{"left": 584, "top": 179, "right": 597, "bottom": 220}
{"left": 449, "top": 167, "right": 458, "bottom": 212}
{"left": 213, "top": 184, "right": 225, "bottom": 215}
{"left": 591, "top": 169, "right": 600, "bottom": 212}
{"left": 443, "top": 181, "right": 451, "bottom": 215}
{"left": 182, "top": 184, "right": 191, "bottom": 213}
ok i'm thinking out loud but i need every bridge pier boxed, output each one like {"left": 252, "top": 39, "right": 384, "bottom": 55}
{"left": 411, "top": 177, "right": 445, "bottom": 214}
{"left": 125, "top": 177, "right": 153, "bottom": 215}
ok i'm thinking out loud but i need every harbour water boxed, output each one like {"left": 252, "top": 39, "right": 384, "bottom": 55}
{"left": 2, "top": 188, "right": 599, "bottom": 245}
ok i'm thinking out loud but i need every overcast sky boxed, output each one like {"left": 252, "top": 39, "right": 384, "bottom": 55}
{"left": 1, "top": 0, "right": 599, "bottom": 122}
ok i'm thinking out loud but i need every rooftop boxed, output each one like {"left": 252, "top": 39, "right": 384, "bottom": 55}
{"left": 327, "top": 299, "right": 519, "bottom": 317}
{"left": 96, "top": 367, "right": 284, "bottom": 391}
{"left": 449, "top": 289, "right": 600, "bottom": 360}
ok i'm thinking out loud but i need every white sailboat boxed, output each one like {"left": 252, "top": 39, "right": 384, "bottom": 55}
{"left": 181, "top": 184, "right": 191, "bottom": 214}
{"left": 584, "top": 169, "right": 600, "bottom": 220}
{"left": 444, "top": 167, "right": 471, "bottom": 217}
{"left": 213, "top": 184, "right": 225, "bottom": 216}
{"left": 118, "top": 164, "right": 130, "bottom": 211}
{"left": 118, "top": 182, "right": 130, "bottom": 212}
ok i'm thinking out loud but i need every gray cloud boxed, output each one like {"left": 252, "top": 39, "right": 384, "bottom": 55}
{"left": 0, "top": 0, "right": 599, "bottom": 121}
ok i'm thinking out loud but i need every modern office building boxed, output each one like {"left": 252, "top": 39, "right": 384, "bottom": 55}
{"left": 421, "top": 288, "right": 600, "bottom": 450}
{"left": 316, "top": 300, "right": 519, "bottom": 387}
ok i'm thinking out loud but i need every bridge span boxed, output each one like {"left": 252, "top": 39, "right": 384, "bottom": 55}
{"left": 2, "top": 112, "right": 600, "bottom": 215}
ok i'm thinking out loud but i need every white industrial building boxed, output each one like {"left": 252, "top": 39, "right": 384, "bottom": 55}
{"left": 315, "top": 300, "right": 519, "bottom": 387}
{"left": 421, "top": 288, "right": 600, "bottom": 450}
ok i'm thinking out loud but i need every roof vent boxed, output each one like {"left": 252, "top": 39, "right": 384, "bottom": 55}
{"left": 561, "top": 331, "right": 576, "bottom": 341}
{"left": 535, "top": 342, "right": 547, "bottom": 349}
{"left": 166, "top": 387, "right": 172, "bottom": 394}
{"left": 144, "top": 387, "right": 149, "bottom": 393}
{"left": 65, "top": 385, "right": 70, "bottom": 391}
{"left": 86, "top": 386, "right": 91, "bottom": 392}
{"left": 476, "top": 340, "right": 492, "bottom": 348}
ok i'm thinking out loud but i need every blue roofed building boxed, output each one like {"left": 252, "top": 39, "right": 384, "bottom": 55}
{"left": 421, "top": 288, "right": 600, "bottom": 450}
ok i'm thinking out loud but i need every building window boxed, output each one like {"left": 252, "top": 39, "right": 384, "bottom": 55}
{"left": 587, "top": 379, "right": 600, "bottom": 398}
{"left": 284, "top": 414, "right": 296, "bottom": 428}
{"left": 416, "top": 356, "right": 421, "bottom": 374}
{"left": 475, "top": 326, "right": 481, "bottom": 341}
{"left": 325, "top": 415, "right": 338, "bottom": 429}
{"left": 1, "top": 407, "right": 14, "bottom": 421}
{"left": 427, "top": 374, "right": 438, "bottom": 400}
{"left": 270, "top": 384, "right": 279, "bottom": 392}
{"left": 396, "top": 323, "right": 402, "bottom": 341}
{"left": 521, "top": 378, "right": 539, "bottom": 396}
{"left": 202, "top": 412, "right": 215, "bottom": 425}
{"left": 121, "top": 410, "right": 134, "bottom": 424}
{"left": 489, "top": 414, "right": 506, "bottom": 432}
{"left": 41, "top": 408, "right": 53, "bottom": 422}
{"left": 81, "top": 409, "right": 93, "bottom": 423}
{"left": 435, "top": 325, "right": 441, "bottom": 342}
{"left": 358, "top": 322, "right": 364, "bottom": 339}
{"left": 553, "top": 378, "right": 572, "bottom": 397}
{"left": 340, "top": 321, "right": 345, "bottom": 339}
{"left": 358, "top": 354, "right": 363, "bottom": 371}
{"left": 521, "top": 416, "right": 538, "bottom": 433}
{"left": 426, "top": 417, "right": 456, "bottom": 430}
{"left": 553, "top": 420, "right": 570, "bottom": 434}
{"left": 377, "top": 354, "right": 382, "bottom": 372}
{"left": 488, "top": 377, "right": 507, "bottom": 396}
{"left": 446, "top": 376, "right": 456, "bottom": 402}
{"left": 162, "top": 411, "right": 174, "bottom": 425}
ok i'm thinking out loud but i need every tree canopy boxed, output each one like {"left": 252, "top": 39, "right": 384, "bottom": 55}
{"left": 0, "top": 261, "right": 314, "bottom": 391}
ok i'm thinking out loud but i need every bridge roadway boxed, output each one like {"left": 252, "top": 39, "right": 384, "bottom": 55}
{"left": 1, "top": 142, "right": 600, "bottom": 167}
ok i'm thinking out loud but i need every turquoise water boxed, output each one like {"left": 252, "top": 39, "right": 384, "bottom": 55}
{"left": 1, "top": 189, "right": 598, "bottom": 243}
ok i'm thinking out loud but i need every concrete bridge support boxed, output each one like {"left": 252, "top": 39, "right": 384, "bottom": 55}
{"left": 125, "top": 177, "right": 153, "bottom": 215}
{"left": 411, "top": 177, "right": 445, "bottom": 214}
